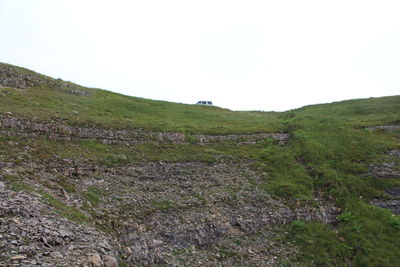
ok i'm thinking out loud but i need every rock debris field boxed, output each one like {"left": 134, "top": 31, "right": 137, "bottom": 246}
{"left": 0, "top": 113, "right": 341, "bottom": 266}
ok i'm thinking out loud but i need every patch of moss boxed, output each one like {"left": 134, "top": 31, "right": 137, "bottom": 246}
{"left": 38, "top": 190, "right": 90, "bottom": 224}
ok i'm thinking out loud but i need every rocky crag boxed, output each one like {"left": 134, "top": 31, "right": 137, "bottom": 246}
{"left": 0, "top": 115, "right": 289, "bottom": 145}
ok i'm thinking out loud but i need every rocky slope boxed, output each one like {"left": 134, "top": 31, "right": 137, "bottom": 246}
{"left": 0, "top": 187, "right": 118, "bottom": 267}
{"left": 1, "top": 63, "right": 399, "bottom": 266}
{"left": 0, "top": 118, "right": 336, "bottom": 266}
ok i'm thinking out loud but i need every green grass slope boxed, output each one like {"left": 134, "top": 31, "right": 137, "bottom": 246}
{"left": 269, "top": 96, "right": 400, "bottom": 265}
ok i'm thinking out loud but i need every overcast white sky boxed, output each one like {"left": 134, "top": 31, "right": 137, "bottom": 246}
{"left": 1, "top": 1, "right": 399, "bottom": 111}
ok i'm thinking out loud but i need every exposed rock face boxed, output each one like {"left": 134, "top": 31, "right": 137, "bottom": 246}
{"left": 0, "top": 115, "right": 289, "bottom": 145}
{"left": 0, "top": 64, "right": 42, "bottom": 89}
{"left": 0, "top": 114, "right": 184, "bottom": 144}
{"left": 370, "top": 200, "right": 400, "bottom": 214}
{"left": 369, "top": 162, "right": 400, "bottom": 178}
{"left": 388, "top": 150, "right": 400, "bottom": 158}
{"left": 367, "top": 125, "right": 400, "bottom": 132}
{"left": 64, "top": 88, "right": 90, "bottom": 96}
{"left": 385, "top": 187, "right": 400, "bottom": 197}
{"left": 195, "top": 132, "right": 289, "bottom": 144}
{"left": 0, "top": 64, "right": 89, "bottom": 96}
{"left": 369, "top": 150, "right": 400, "bottom": 178}
{"left": 370, "top": 150, "right": 400, "bottom": 214}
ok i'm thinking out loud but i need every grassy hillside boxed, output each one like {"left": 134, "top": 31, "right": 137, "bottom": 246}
{"left": 270, "top": 96, "right": 400, "bottom": 265}
{"left": 0, "top": 63, "right": 280, "bottom": 134}
{"left": 1, "top": 63, "right": 399, "bottom": 266}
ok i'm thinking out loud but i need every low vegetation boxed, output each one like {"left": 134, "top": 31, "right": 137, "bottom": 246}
{"left": 268, "top": 97, "right": 400, "bottom": 266}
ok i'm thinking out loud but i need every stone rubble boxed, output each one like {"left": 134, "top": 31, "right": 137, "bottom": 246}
{"left": 1, "top": 158, "right": 339, "bottom": 266}
{"left": 0, "top": 187, "right": 119, "bottom": 266}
